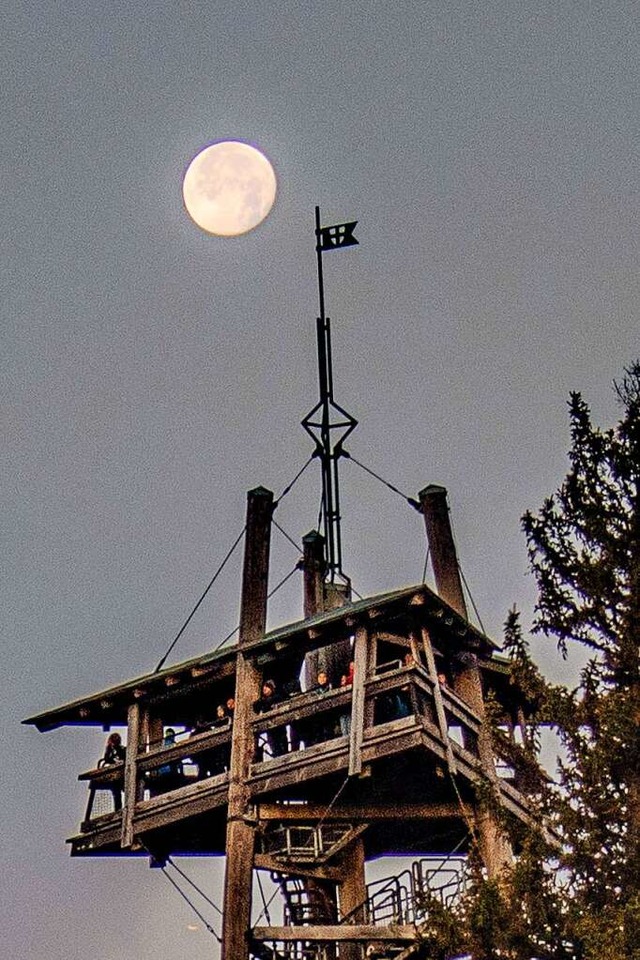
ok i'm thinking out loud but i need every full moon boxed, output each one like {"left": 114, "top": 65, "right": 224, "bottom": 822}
{"left": 182, "top": 140, "right": 277, "bottom": 236}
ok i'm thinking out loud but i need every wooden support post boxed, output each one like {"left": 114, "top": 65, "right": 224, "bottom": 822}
{"left": 138, "top": 706, "right": 150, "bottom": 754}
{"left": 300, "top": 531, "right": 344, "bottom": 953}
{"left": 148, "top": 715, "right": 163, "bottom": 753}
{"left": 121, "top": 702, "right": 140, "bottom": 848}
{"left": 458, "top": 657, "right": 512, "bottom": 878}
{"left": 348, "top": 625, "right": 368, "bottom": 777}
{"left": 419, "top": 485, "right": 511, "bottom": 878}
{"left": 303, "top": 530, "right": 351, "bottom": 687}
{"left": 303, "top": 530, "right": 325, "bottom": 619}
{"left": 303, "top": 530, "right": 326, "bottom": 688}
{"left": 221, "top": 487, "right": 273, "bottom": 960}
{"left": 338, "top": 838, "right": 367, "bottom": 960}
{"left": 418, "top": 484, "right": 467, "bottom": 618}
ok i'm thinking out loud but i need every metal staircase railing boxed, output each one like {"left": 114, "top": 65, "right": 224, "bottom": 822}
{"left": 411, "top": 859, "right": 467, "bottom": 912}
{"left": 258, "top": 856, "right": 468, "bottom": 959}
{"left": 339, "top": 857, "right": 468, "bottom": 929}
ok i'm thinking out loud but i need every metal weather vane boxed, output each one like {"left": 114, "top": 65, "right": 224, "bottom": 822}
{"left": 302, "top": 206, "right": 359, "bottom": 584}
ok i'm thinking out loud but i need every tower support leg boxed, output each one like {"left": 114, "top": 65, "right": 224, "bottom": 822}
{"left": 221, "top": 487, "right": 273, "bottom": 960}
{"left": 338, "top": 838, "right": 367, "bottom": 960}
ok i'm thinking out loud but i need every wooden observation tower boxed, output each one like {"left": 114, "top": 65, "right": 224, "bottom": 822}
{"left": 25, "top": 211, "right": 543, "bottom": 959}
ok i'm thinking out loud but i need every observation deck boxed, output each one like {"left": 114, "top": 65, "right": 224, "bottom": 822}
{"left": 26, "top": 583, "right": 537, "bottom": 862}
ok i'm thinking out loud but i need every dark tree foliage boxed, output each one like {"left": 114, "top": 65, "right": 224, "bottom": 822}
{"left": 453, "top": 611, "right": 574, "bottom": 960}
{"left": 413, "top": 609, "right": 572, "bottom": 960}
{"left": 522, "top": 363, "right": 640, "bottom": 684}
{"left": 417, "top": 365, "right": 640, "bottom": 957}
{"left": 519, "top": 362, "right": 640, "bottom": 959}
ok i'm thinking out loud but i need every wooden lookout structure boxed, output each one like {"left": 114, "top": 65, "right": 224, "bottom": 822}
{"left": 25, "top": 484, "right": 542, "bottom": 959}
{"left": 25, "top": 210, "right": 544, "bottom": 959}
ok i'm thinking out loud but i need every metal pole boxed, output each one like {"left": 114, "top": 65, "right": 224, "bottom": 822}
{"left": 303, "top": 206, "right": 358, "bottom": 584}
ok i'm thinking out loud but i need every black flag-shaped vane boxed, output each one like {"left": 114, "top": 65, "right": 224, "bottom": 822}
{"left": 318, "top": 220, "right": 358, "bottom": 251}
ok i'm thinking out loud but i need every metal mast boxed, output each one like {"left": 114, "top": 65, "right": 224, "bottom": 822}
{"left": 302, "top": 206, "right": 358, "bottom": 584}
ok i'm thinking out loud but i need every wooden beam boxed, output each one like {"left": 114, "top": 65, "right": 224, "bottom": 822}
{"left": 138, "top": 706, "right": 150, "bottom": 753}
{"left": 338, "top": 837, "right": 367, "bottom": 960}
{"left": 302, "top": 530, "right": 325, "bottom": 724}
{"left": 348, "top": 625, "right": 368, "bottom": 776}
{"left": 250, "top": 686, "right": 351, "bottom": 730}
{"left": 249, "top": 716, "right": 434, "bottom": 795}
{"left": 256, "top": 801, "right": 461, "bottom": 821}
{"left": 452, "top": 654, "right": 514, "bottom": 877}
{"left": 131, "top": 775, "right": 228, "bottom": 833}
{"left": 418, "top": 515, "right": 514, "bottom": 881}
{"left": 79, "top": 724, "right": 234, "bottom": 781}
{"left": 322, "top": 822, "right": 369, "bottom": 860}
{"left": 222, "top": 487, "right": 273, "bottom": 960}
{"left": 419, "top": 484, "right": 467, "bottom": 618}
{"left": 252, "top": 924, "right": 416, "bottom": 942}
{"left": 303, "top": 530, "right": 325, "bottom": 620}
{"left": 121, "top": 701, "right": 140, "bottom": 848}
{"left": 253, "top": 854, "right": 343, "bottom": 882}
{"left": 418, "top": 625, "right": 457, "bottom": 774}
{"left": 249, "top": 737, "right": 349, "bottom": 792}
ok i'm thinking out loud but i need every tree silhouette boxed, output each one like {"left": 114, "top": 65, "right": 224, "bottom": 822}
{"left": 520, "top": 361, "right": 640, "bottom": 959}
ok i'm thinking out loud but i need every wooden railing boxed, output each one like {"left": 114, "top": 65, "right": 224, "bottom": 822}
{"left": 77, "top": 662, "right": 529, "bottom": 835}
{"left": 78, "top": 722, "right": 233, "bottom": 826}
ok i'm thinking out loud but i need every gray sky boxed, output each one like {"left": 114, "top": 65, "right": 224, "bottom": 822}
{"left": 4, "top": 2, "right": 639, "bottom": 958}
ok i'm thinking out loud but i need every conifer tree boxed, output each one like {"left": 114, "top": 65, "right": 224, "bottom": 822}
{"left": 521, "top": 361, "right": 640, "bottom": 958}
{"left": 447, "top": 608, "right": 571, "bottom": 960}
{"left": 421, "top": 365, "right": 640, "bottom": 958}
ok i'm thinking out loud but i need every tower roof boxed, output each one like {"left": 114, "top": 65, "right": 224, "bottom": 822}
{"left": 23, "top": 582, "right": 500, "bottom": 732}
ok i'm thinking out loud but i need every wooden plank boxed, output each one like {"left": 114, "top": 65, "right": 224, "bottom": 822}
{"left": 363, "top": 665, "right": 415, "bottom": 695}
{"left": 252, "top": 924, "right": 416, "bottom": 942}
{"left": 78, "top": 765, "right": 122, "bottom": 784}
{"left": 253, "top": 854, "right": 343, "bottom": 881}
{"left": 256, "top": 801, "right": 461, "bottom": 821}
{"left": 148, "top": 715, "right": 163, "bottom": 753}
{"left": 68, "top": 819, "right": 122, "bottom": 852}
{"left": 121, "top": 702, "right": 140, "bottom": 848}
{"left": 302, "top": 531, "right": 325, "bottom": 618}
{"left": 249, "top": 716, "right": 426, "bottom": 796}
{"left": 438, "top": 683, "right": 483, "bottom": 732}
{"left": 132, "top": 777, "right": 228, "bottom": 833}
{"left": 249, "top": 715, "right": 445, "bottom": 795}
{"left": 250, "top": 686, "right": 351, "bottom": 730}
{"left": 138, "top": 707, "right": 150, "bottom": 754}
{"left": 137, "top": 725, "right": 231, "bottom": 771}
{"left": 76, "top": 726, "right": 232, "bottom": 784}
{"left": 321, "top": 822, "right": 369, "bottom": 861}
{"left": 362, "top": 718, "right": 426, "bottom": 763}
{"left": 249, "top": 738, "right": 349, "bottom": 793}
{"left": 348, "top": 625, "right": 368, "bottom": 776}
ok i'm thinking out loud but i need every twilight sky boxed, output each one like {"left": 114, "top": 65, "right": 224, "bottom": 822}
{"left": 4, "top": 2, "right": 639, "bottom": 958}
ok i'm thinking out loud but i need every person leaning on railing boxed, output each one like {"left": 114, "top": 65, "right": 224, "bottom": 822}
{"left": 254, "top": 680, "right": 288, "bottom": 758}
{"left": 97, "top": 732, "right": 126, "bottom": 811}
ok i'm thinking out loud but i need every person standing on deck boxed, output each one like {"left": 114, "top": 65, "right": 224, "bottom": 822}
{"left": 98, "top": 732, "right": 126, "bottom": 811}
